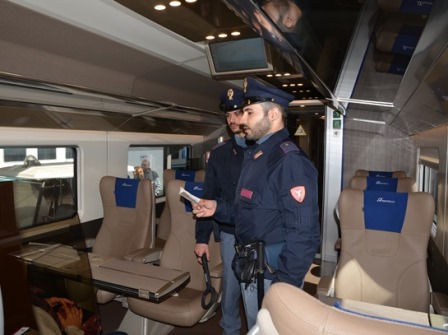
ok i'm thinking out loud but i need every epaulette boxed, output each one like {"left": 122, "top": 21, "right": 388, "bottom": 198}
{"left": 267, "top": 140, "right": 300, "bottom": 170}
{"left": 211, "top": 139, "right": 229, "bottom": 151}
{"left": 279, "top": 141, "right": 300, "bottom": 154}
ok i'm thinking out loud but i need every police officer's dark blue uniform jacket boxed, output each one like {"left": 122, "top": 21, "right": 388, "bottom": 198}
{"left": 195, "top": 88, "right": 246, "bottom": 244}
{"left": 213, "top": 77, "right": 321, "bottom": 288}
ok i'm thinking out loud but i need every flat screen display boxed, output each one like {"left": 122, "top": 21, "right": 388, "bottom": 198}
{"left": 205, "top": 37, "right": 273, "bottom": 79}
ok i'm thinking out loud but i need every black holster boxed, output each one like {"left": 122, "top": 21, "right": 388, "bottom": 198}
{"left": 233, "top": 240, "right": 267, "bottom": 309}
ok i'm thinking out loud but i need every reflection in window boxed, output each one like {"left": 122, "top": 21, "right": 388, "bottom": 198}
{"left": 128, "top": 146, "right": 164, "bottom": 196}
{"left": 4, "top": 148, "right": 26, "bottom": 162}
{"left": 418, "top": 147, "right": 439, "bottom": 234}
{"left": 37, "top": 147, "right": 56, "bottom": 160}
{"left": 0, "top": 146, "right": 76, "bottom": 229}
{"left": 127, "top": 145, "right": 191, "bottom": 197}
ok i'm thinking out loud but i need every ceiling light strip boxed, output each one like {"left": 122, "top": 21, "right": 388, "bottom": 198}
{"left": 336, "top": 97, "right": 394, "bottom": 108}
{"left": 351, "top": 118, "right": 386, "bottom": 125}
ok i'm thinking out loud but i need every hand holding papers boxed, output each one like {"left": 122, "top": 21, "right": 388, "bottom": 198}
{"left": 179, "top": 187, "right": 200, "bottom": 204}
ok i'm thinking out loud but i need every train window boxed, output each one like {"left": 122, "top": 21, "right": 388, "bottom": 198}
{"left": 418, "top": 147, "right": 439, "bottom": 237}
{"left": 169, "top": 146, "right": 190, "bottom": 169}
{"left": 37, "top": 147, "right": 56, "bottom": 160}
{"left": 3, "top": 148, "right": 26, "bottom": 162}
{"left": 0, "top": 146, "right": 77, "bottom": 229}
{"left": 128, "top": 145, "right": 191, "bottom": 197}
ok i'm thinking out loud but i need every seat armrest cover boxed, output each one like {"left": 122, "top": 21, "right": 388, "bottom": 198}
{"left": 432, "top": 291, "right": 448, "bottom": 316}
{"left": 317, "top": 275, "right": 335, "bottom": 298}
{"left": 124, "top": 247, "right": 163, "bottom": 263}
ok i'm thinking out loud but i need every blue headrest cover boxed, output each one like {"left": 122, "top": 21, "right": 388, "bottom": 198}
{"left": 364, "top": 191, "right": 408, "bottom": 233}
{"left": 175, "top": 170, "right": 196, "bottom": 181}
{"left": 115, "top": 178, "right": 139, "bottom": 208}
{"left": 392, "top": 25, "right": 423, "bottom": 56}
{"left": 399, "top": 0, "right": 433, "bottom": 15}
{"left": 184, "top": 181, "right": 203, "bottom": 212}
{"left": 368, "top": 171, "right": 393, "bottom": 178}
{"left": 366, "top": 177, "right": 398, "bottom": 192}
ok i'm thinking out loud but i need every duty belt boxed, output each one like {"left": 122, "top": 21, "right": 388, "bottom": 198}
{"left": 234, "top": 240, "right": 268, "bottom": 309}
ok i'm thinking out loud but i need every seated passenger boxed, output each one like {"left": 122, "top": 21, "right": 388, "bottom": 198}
{"left": 133, "top": 166, "right": 144, "bottom": 180}
{"left": 23, "top": 154, "right": 41, "bottom": 167}
{"left": 31, "top": 287, "right": 102, "bottom": 335}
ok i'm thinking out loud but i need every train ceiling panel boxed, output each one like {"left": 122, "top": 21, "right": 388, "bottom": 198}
{"left": 0, "top": 0, "right": 447, "bottom": 136}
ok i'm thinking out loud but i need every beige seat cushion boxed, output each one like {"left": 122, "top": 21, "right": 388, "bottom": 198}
{"left": 127, "top": 179, "right": 222, "bottom": 327}
{"left": 355, "top": 169, "right": 407, "bottom": 178}
{"left": 335, "top": 189, "right": 434, "bottom": 312}
{"left": 349, "top": 175, "right": 417, "bottom": 192}
{"left": 92, "top": 176, "right": 155, "bottom": 304}
{"left": 259, "top": 282, "right": 447, "bottom": 335}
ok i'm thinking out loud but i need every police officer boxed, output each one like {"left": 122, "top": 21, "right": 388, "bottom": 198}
{"left": 194, "top": 88, "right": 247, "bottom": 335}
{"left": 193, "top": 77, "right": 320, "bottom": 329}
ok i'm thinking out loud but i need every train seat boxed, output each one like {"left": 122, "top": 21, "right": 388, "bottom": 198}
{"left": 355, "top": 169, "right": 407, "bottom": 178}
{"left": 318, "top": 188, "right": 434, "bottom": 312}
{"left": 156, "top": 169, "right": 205, "bottom": 245}
{"left": 334, "top": 174, "right": 416, "bottom": 252}
{"left": 127, "top": 179, "right": 222, "bottom": 335}
{"left": 92, "top": 176, "right": 157, "bottom": 304}
{"left": 248, "top": 282, "right": 447, "bottom": 335}
{"left": 349, "top": 175, "right": 416, "bottom": 192}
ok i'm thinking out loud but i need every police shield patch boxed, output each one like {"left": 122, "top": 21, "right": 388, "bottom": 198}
{"left": 290, "top": 186, "right": 306, "bottom": 203}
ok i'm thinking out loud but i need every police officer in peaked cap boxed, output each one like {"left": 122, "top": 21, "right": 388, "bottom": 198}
{"left": 194, "top": 87, "right": 248, "bottom": 335}
{"left": 193, "top": 77, "right": 320, "bottom": 330}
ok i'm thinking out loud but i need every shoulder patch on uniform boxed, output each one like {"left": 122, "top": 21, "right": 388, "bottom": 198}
{"left": 290, "top": 186, "right": 306, "bottom": 203}
{"left": 280, "top": 141, "right": 299, "bottom": 154}
{"left": 211, "top": 140, "right": 228, "bottom": 151}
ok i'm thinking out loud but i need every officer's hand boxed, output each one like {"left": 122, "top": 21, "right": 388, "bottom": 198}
{"left": 192, "top": 199, "right": 217, "bottom": 218}
{"left": 194, "top": 244, "right": 210, "bottom": 264}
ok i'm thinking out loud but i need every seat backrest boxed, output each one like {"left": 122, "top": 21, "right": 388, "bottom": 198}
{"left": 93, "top": 176, "right": 155, "bottom": 257}
{"left": 160, "top": 179, "right": 221, "bottom": 291}
{"left": 255, "top": 282, "right": 445, "bottom": 335}
{"left": 157, "top": 169, "right": 205, "bottom": 241}
{"left": 355, "top": 169, "right": 407, "bottom": 178}
{"left": 126, "top": 179, "right": 222, "bottom": 328}
{"left": 349, "top": 176, "right": 417, "bottom": 192}
{"left": 336, "top": 189, "right": 434, "bottom": 312}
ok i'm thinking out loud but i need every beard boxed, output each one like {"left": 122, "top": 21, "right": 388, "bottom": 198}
{"left": 244, "top": 116, "right": 271, "bottom": 141}
{"left": 229, "top": 123, "right": 242, "bottom": 134}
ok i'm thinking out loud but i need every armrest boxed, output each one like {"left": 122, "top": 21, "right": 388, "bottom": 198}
{"left": 432, "top": 291, "right": 448, "bottom": 316}
{"left": 316, "top": 275, "right": 335, "bottom": 298}
{"left": 124, "top": 247, "right": 163, "bottom": 264}
{"left": 209, "top": 262, "right": 223, "bottom": 278}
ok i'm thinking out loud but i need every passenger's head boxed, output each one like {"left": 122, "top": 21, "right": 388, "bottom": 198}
{"left": 220, "top": 88, "right": 245, "bottom": 135}
{"left": 23, "top": 155, "right": 41, "bottom": 167}
{"left": 141, "top": 159, "right": 150, "bottom": 171}
{"left": 240, "top": 77, "right": 294, "bottom": 141}
{"left": 134, "top": 166, "right": 144, "bottom": 179}
{"left": 261, "top": 0, "right": 305, "bottom": 32}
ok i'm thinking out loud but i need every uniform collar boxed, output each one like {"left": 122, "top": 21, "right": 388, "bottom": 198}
{"left": 234, "top": 134, "right": 248, "bottom": 148}
{"left": 256, "top": 132, "right": 275, "bottom": 146}
{"left": 256, "top": 128, "right": 289, "bottom": 147}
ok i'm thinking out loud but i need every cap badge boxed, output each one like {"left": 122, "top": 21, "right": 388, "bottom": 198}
{"left": 227, "top": 88, "right": 234, "bottom": 101}
{"left": 290, "top": 186, "right": 306, "bottom": 203}
{"left": 243, "top": 78, "right": 248, "bottom": 93}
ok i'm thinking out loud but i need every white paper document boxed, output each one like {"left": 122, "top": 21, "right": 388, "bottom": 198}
{"left": 179, "top": 187, "right": 200, "bottom": 203}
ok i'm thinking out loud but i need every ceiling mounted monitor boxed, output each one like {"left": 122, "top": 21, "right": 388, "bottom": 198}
{"left": 205, "top": 37, "right": 274, "bottom": 79}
